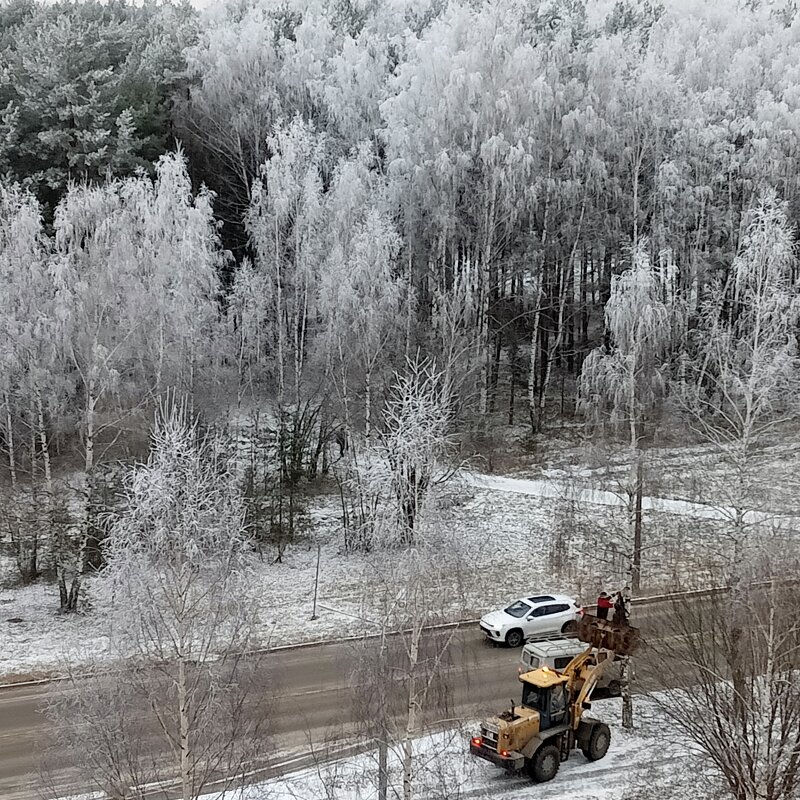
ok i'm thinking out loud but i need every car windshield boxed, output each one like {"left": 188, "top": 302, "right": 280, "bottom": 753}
{"left": 504, "top": 600, "right": 532, "bottom": 618}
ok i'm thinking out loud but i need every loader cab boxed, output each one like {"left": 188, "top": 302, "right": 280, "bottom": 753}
{"left": 521, "top": 671, "right": 569, "bottom": 731}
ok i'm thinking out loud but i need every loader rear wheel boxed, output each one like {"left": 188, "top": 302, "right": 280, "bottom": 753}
{"left": 505, "top": 629, "right": 524, "bottom": 648}
{"left": 527, "top": 744, "right": 560, "bottom": 782}
{"left": 607, "top": 680, "right": 622, "bottom": 697}
{"left": 581, "top": 723, "right": 610, "bottom": 761}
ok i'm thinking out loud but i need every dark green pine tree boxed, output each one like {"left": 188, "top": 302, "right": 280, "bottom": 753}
{"left": 0, "top": 0, "right": 197, "bottom": 215}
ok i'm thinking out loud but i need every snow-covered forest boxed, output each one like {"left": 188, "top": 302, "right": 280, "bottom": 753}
{"left": 2, "top": 0, "right": 800, "bottom": 597}
{"left": 1, "top": 0, "right": 800, "bottom": 798}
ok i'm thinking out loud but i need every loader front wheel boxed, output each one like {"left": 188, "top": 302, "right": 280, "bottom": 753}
{"left": 505, "top": 629, "right": 524, "bottom": 648}
{"left": 581, "top": 723, "right": 610, "bottom": 761}
{"left": 527, "top": 744, "right": 560, "bottom": 782}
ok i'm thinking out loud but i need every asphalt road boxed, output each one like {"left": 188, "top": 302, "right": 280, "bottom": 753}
{"left": 0, "top": 603, "right": 675, "bottom": 800}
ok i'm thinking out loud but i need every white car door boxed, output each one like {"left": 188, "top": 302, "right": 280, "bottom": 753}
{"left": 535, "top": 602, "right": 573, "bottom": 635}
{"left": 549, "top": 602, "right": 575, "bottom": 632}
{"left": 524, "top": 603, "right": 550, "bottom": 637}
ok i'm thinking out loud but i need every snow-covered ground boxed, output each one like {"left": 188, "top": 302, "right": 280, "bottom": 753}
{"left": 0, "top": 468, "right": 773, "bottom": 679}
{"left": 212, "top": 698, "right": 695, "bottom": 800}
{"left": 57, "top": 698, "right": 701, "bottom": 800}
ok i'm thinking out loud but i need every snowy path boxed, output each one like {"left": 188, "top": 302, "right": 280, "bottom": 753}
{"left": 465, "top": 472, "right": 800, "bottom": 530}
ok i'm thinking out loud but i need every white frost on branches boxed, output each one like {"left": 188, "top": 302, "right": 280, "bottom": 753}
{"left": 101, "top": 404, "right": 257, "bottom": 661}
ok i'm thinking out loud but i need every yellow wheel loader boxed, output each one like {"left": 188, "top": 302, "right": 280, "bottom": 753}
{"left": 469, "top": 613, "right": 640, "bottom": 783}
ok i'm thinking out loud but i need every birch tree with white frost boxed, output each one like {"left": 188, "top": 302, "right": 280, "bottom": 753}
{"left": 382, "top": 359, "right": 454, "bottom": 545}
{"left": 49, "top": 151, "right": 223, "bottom": 612}
{"left": 351, "top": 541, "right": 458, "bottom": 800}
{"left": 678, "top": 191, "right": 800, "bottom": 564}
{"left": 320, "top": 146, "right": 404, "bottom": 442}
{"left": 0, "top": 183, "right": 57, "bottom": 583}
{"left": 580, "top": 247, "right": 679, "bottom": 729}
{"left": 48, "top": 405, "right": 270, "bottom": 800}
{"left": 677, "top": 192, "right": 800, "bottom": 717}
{"left": 580, "top": 247, "right": 678, "bottom": 593}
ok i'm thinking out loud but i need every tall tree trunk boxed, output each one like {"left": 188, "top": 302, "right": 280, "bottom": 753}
{"left": 34, "top": 389, "right": 62, "bottom": 606}
{"left": 4, "top": 397, "right": 36, "bottom": 581}
{"left": 508, "top": 340, "right": 517, "bottom": 425}
{"left": 488, "top": 334, "right": 501, "bottom": 414}
{"left": 527, "top": 281, "right": 544, "bottom": 431}
{"left": 364, "top": 365, "right": 371, "bottom": 444}
{"left": 631, "top": 457, "right": 643, "bottom": 594}
{"left": 535, "top": 194, "right": 586, "bottom": 431}
{"left": 402, "top": 628, "right": 419, "bottom": 800}
{"left": 4, "top": 395, "right": 17, "bottom": 490}
{"left": 275, "top": 217, "right": 285, "bottom": 408}
{"left": 377, "top": 737, "right": 388, "bottom": 800}
{"left": 528, "top": 108, "right": 556, "bottom": 432}
{"left": 67, "top": 379, "right": 97, "bottom": 613}
{"left": 178, "top": 655, "right": 192, "bottom": 800}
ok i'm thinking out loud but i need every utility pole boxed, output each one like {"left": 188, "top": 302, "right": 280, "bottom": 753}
{"left": 311, "top": 542, "right": 321, "bottom": 620}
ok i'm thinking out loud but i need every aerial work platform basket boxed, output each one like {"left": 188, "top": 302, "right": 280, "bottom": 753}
{"left": 577, "top": 613, "right": 640, "bottom": 657}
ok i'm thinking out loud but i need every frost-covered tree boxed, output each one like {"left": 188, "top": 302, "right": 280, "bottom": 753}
{"left": 643, "top": 556, "right": 800, "bottom": 800}
{"left": 246, "top": 117, "right": 327, "bottom": 408}
{"left": 320, "top": 146, "right": 405, "bottom": 441}
{"left": 177, "top": 2, "right": 290, "bottom": 248}
{"left": 0, "top": 182, "right": 60, "bottom": 582}
{"left": 580, "top": 247, "right": 679, "bottom": 592}
{"left": 679, "top": 192, "right": 800, "bottom": 560}
{"left": 382, "top": 359, "right": 454, "bottom": 544}
{"left": 580, "top": 247, "right": 679, "bottom": 729}
{"left": 351, "top": 540, "right": 460, "bottom": 800}
{"left": 112, "top": 150, "right": 225, "bottom": 402}
{"left": 50, "top": 151, "right": 223, "bottom": 611}
{"left": 677, "top": 194, "right": 800, "bottom": 712}
{"left": 0, "top": 0, "right": 196, "bottom": 208}
{"left": 245, "top": 118, "right": 329, "bottom": 483}
{"left": 47, "top": 405, "right": 269, "bottom": 800}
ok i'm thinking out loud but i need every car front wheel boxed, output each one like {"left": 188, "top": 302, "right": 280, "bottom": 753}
{"left": 505, "top": 628, "right": 524, "bottom": 648}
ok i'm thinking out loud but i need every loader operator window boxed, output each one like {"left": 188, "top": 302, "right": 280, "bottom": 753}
{"left": 550, "top": 685, "right": 567, "bottom": 725}
{"left": 522, "top": 683, "right": 544, "bottom": 712}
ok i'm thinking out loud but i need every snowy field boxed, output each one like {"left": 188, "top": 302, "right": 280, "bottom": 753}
{"left": 0, "top": 469, "right": 778, "bottom": 680}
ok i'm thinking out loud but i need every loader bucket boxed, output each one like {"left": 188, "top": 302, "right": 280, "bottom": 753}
{"left": 577, "top": 613, "right": 640, "bottom": 656}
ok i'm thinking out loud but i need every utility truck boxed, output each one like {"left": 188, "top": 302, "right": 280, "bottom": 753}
{"left": 469, "top": 614, "right": 640, "bottom": 783}
{"left": 519, "top": 636, "right": 625, "bottom": 697}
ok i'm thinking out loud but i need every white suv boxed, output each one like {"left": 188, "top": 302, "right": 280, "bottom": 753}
{"left": 479, "top": 594, "right": 581, "bottom": 647}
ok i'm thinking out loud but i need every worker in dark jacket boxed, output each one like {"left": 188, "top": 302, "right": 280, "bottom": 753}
{"left": 596, "top": 591, "right": 614, "bottom": 620}
{"left": 613, "top": 590, "right": 630, "bottom": 625}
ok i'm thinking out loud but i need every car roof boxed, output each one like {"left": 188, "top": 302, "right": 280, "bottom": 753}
{"left": 521, "top": 594, "right": 576, "bottom": 605}
{"left": 523, "top": 639, "right": 584, "bottom": 657}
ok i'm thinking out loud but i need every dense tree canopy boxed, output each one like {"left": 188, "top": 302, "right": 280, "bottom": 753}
{"left": 1, "top": 0, "right": 800, "bottom": 589}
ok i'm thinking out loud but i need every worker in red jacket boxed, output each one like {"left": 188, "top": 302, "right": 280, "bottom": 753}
{"left": 596, "top": 591, "right": 614, "bottom": 620}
